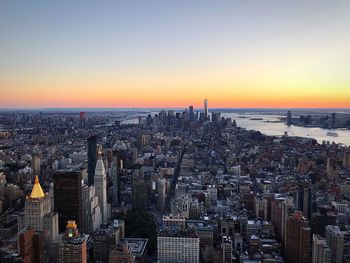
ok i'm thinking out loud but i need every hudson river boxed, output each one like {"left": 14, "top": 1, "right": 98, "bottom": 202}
{"left": 222, "top": 113, "right": 350, "bottom": 146}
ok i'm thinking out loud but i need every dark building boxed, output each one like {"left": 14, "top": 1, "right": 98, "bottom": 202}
{"left": 53, "top": 170, "right": 83, "bottom": 232}
{"left": 287, "top": 111, "right": 292, "bottom": 126}
{"left": 132, "top": 172, "right": 148, "bottom": 210}
{"left": 311, "top": 212, "right": 336, "bottom": 237}
{"left": 87, "top": 135, "right": 97, "bottom": 186}
{"left": 93, "top": 224, "right": 120, "bottom": 263}
{"left": 297, "top": 182, "right": 312, "bottom": 220}
{"left": 80, "top": 112, "right": 86, "bottom": 127}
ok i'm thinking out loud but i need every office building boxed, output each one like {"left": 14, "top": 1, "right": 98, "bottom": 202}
{"left": 287, "top": 111, "right": 292, "bottom": 126}
{"left": 24, "top": 175, "right": 58, "bottom": 241}
{"left": 58, "top": 220, "right": 87, "bottom": 263}
{"left": 53, "top": 170, "right": 83, "bottom": 232}
{"left": 297, "top": 181, "right": 312, "bottom": 219}
{"left": 132, "top": 171, "right": 148, "bottom": 210}
{"left": 156, "top": 178, "right": 166, "bottom": 212}
{"left": 81, "top": 184, "right": 102, "bottom": 233}
{"left": 312, "top": 234, "right": 331, "bottom": 263}
{"left": 204, "top": 98, "right": 208, "bottom": 121}
{"left": 95, "top": 146, "right": 108, "bottom": 221}
{"left": 221, "top": 236, "right": 232, "bottom": 263}
{"left": 157, "top": 228, "right": 200, "bottom": 263}
{"left": 31, "top": 154, "right": 41, "bottom": 176}
{"left": 111, "top": 153, "right": 120, "bottom": 206}
{"left": 285, "top": 211, "right": 311, "bottom": 263}
{"left": 325, "top": 225, "right": 344, "bottom": 263}
{"left": 87, "top": 135, "right": 97, "bottom": 186}
{"left": 18, "top": 227, "right": 46, "bottom": 263}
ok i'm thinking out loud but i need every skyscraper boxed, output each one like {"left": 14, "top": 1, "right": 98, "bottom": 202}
{"left": 111, "top": 153, "right": 119, "bottom": 206}
{"left": 58, "top": 220, "right": 87, "bottom": 263}
{"left": 287, "top": 110, "right": 292, "bottom": 126}
{"left": 31, "top": 154, "right": 41, "bottom": 176}
{"left": 189, "top": 105, "right": 194, "bottom": 121}
{"left": 53, "top": 170, "right": 83, "bottom": 232}
{"left": 285, "top": 211, "right": 311, "bottom": 263}
{"left": 95, "top": 146, "right": 108, "bottom": 221}
{"left": 132, "top": 171, "right": 148, "bottom": 210}
{"left": 87, "top": 135, "right": 97, "bottom": 186}
{"left": 24, "top": 175, "right": 59, "bottom": 241}
{"left": 297, "top": 181, "right": 312, "bottom": 220}
{"left": 204, "top": 97, "right": 208, "bottom": 121}
{"left": 81, "top": 184, "right": 102, "bottom": 233}
{"left": 325, "top": 225, "right": 344, "bottom": 263}
{"left": 18, "top": 227, "right": 46, "bottom": 263}
{"left": 79, "top": 112, "right": 86, "bottom": 127}
{"left": 312, "top": 234, "right": 331, "bottom": 263}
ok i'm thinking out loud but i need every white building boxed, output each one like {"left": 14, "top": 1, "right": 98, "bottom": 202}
{"left": 81, "top": 184, "right": 102, "bottom": 233}
{"left": 95, "top": 151, "right": 108, "bottom": 221}
{"left": 157, "top": 229, "right": 200, "bottom": 263}
{"left": 24, "top": 175, "right": 59, "bottom": 241}
{"left": 325, "top": 225, "right": 344, "bottom": 263}
{"left": 313, "top": 234, "right": 331, "bottom": 263}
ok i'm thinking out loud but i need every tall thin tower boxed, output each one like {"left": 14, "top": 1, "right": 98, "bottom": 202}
{"left": 111, "top": 153, "right": 119, "bottom": 206}
{"left": 204, "top": 97, "right": 208, "bottom": 121}
{"left": 95, "top": 145, "right": 108, "bottom": 221}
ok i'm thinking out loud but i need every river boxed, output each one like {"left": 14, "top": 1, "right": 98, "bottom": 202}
{"left": 222, "top": 113, "right": 350, "bottom": 146}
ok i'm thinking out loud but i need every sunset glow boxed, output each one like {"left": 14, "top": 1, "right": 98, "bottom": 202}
{"left": 1, "top": 1, "right": 350, "bottom": 108}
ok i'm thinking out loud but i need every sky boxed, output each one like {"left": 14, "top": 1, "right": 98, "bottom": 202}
{"left": 1, "top": 0, "right": 350, "bottom": 108}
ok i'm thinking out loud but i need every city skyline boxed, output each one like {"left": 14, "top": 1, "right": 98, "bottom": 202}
{"left": 1, "top": 1, "right": 350, "bottom": 108}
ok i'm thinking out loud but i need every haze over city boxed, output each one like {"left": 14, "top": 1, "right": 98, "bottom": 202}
{"left": 1, "top": 0, "right": 350, "bottom": 108}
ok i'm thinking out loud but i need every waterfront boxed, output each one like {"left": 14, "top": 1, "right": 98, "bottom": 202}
{"left": 222, "top": 113, "right": 350, "bottom": 146}
{"left": 122, "top": 111, "right": 350, "bottom": 146}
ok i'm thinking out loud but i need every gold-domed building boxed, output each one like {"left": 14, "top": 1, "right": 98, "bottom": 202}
{"left": 24, "top": 175, "right": 58, "bottom": 241}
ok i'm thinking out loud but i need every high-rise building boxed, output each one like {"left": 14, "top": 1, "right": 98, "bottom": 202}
{"left": 31, "top": 154, "right": 41, "bottom": 176}
{"left": 187, "top": 221, "right": 214, "bottom": 263}
{"left": 81, "top": 184, "right": 102, "bottom": 233}
{"left": 287, "top": 111, "right": 292, "bottom": 126}
{"left": 204, "top": 98, "right": 208, "bottom": 121}
{"left": 93, "top": 223, "right": 121, "bottom": 263}
{"left": 297, "top": 181, "right": 312, "bottom": 219}
{"left": 211, "top": 112, "right": 221, "bottom": 123}
{"left": 95, "top": 146, "right": 108, "bottom": 221}
{"left": 255, "top": 195, "right": 268, "bottom": 221}
{"left": 58, "top": 220, "right": 87, "bottom": 263}
{"left": 325, "top": 225, "right": 344, "bottom": 263}
{"left": 53, "top": 170, "right": 83, "bottom": 232}
{"left": 156, "top": 178, "right": 166, "bottom": 212}
{"left": 111, "top": 153, "right": 120, "bottom": 206}
{"left": 311, "top": 212, "right": 336, "bottom": 237}
{"left": 312, "top": 234, "right": 331, "bottom": 263}
{"left": 18, "top": 227, "right": 46, "bottom": 263}
{"left": 189, "top": 105, "right": 194, "bottom": 121}
{"left": 24, "top": 175, "right": 59, "bottom": 241}
{"left": 87, "top": 135, "right": 97, "bottom": 186}
{"left": 157, "top": 228, "right": 200, "bottom": 263}
{"left": 285, "top": 211, "right": 311, "bottom": 263}
{"left": 79, "top": 112, "right": 86, "bottom": 127}
{"left": 132, "top": 171, "right": 148, "bottom": 210}
{"left": 329, "top": 113, "right": 336, "bottom": 129}
{"left": 221, "top": 236, "right": 233, "bottom": 263}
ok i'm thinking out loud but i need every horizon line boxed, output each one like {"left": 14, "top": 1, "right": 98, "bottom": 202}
{"left": 0, "top": 107, "right": 350, "bottom": 110}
